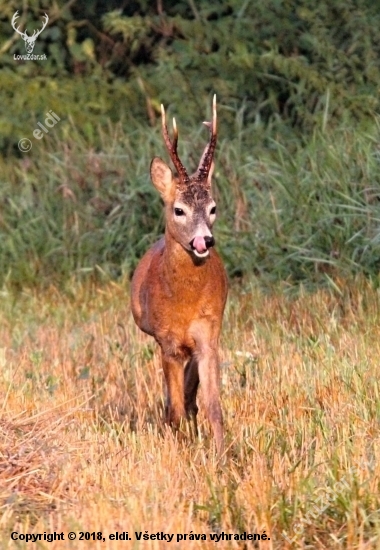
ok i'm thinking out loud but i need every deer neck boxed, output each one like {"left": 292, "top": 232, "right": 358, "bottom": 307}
{"left": 162, "top": 228, "right": 209, "bottom": 287}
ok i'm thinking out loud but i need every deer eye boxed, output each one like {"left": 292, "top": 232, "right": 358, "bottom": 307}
{"left": 174, "top": 207, "right": 185, "bottom": 216}
{"left": 210, "top": 206, "right": 216, "bottom": 215}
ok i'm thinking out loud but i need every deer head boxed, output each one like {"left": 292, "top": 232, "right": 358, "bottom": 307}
{"left": 12, "top": 11, "right": 48, "bottom": 54}
{"left": 150, "top": 95, "right": 218, "bottom": 259}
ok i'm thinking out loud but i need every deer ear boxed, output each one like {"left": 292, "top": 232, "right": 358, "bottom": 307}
{"left": 150, "top": 157, "right": 175, "bottom": 199}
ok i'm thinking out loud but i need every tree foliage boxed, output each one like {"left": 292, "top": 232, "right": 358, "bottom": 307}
{"left": 1, "top": 0, "right": 379, "bottom": 148}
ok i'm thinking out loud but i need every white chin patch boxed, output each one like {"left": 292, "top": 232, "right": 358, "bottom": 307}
{"left": 193, "top": 249, "right": 209, "bottom": 258}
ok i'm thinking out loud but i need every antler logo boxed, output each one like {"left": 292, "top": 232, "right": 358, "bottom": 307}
{"left": 12, "top": 11, "right": 48, "bottom": 54}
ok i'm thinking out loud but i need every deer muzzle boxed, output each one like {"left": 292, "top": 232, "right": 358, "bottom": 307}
{"left": 190, "top": 235, "right": 215, "bottom": 257}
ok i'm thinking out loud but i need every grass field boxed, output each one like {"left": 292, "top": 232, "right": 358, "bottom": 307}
{"left": 1, "top": 277, "right": 380, "bottom": 548}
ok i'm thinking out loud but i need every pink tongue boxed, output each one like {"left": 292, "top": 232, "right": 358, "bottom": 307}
{"left": 193, "top": 236, "right": 207, "bottom": 253}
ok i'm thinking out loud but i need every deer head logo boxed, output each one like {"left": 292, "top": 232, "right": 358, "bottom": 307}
{"left": 12, "top": 11, "right": 48, "bottom": 54}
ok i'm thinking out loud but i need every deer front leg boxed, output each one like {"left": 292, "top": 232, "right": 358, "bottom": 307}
{"left": 198, "top": 348, "right": 223, "bottom": 454}
{"left": 190, "top": 322, "right": 224, "bottom": 454}
{"left": 161, "top": 349, "right": 186, "bottom": 427}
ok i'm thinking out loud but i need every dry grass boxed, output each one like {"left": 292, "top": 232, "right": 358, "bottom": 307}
{"left": 1, "top": 278, "right": 380, "bottom": 549}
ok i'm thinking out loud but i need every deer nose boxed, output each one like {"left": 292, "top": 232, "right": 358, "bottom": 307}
{"left": 190, "top": 235, "right": 215, "bottom": 254}
{"left": 204, "top": 236, "right": 215, "bottom": 249}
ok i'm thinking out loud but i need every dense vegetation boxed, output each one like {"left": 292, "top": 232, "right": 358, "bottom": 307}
{"left": 1, "top": 0, "right": 380, "bottom": 287}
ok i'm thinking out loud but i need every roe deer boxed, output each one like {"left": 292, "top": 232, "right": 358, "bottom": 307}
{"left": 131, "top": 96, "right": 228, "bottom": 454}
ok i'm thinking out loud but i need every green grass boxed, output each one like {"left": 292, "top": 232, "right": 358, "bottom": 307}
{"left": 1, "top": 111, "right": 380, "bottom": 289}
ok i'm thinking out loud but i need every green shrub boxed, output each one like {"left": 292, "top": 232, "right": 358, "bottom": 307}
{"left": 1, "top": 0, "right": 380, "bottom": 147}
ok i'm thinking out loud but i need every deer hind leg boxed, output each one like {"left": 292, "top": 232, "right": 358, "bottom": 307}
{"left": 161, "top": 350, "right": 186, "bottom": 428}
{"left": 184, "top": 355, "right": 200, "bottom": 438}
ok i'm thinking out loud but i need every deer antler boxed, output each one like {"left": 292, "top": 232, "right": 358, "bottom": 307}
{"left": 196, "top": 94, "right": 217, "bottom": 184}
{"left": 11, "top": 11, "right": 27, "bottom": 38}
{"left": 11, "top": 11, "right": 48, "bottom": 39}
{"left": 31, "top": 13, "right": 49, "bottom": 39}
{"left": 161, "top": 104, "right": 190, "bottom": 184}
